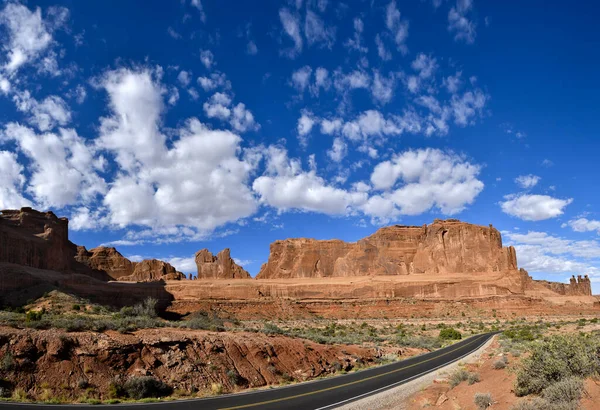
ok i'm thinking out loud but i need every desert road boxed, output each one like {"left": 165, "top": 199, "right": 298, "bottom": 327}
{"left": 1, "top": 332, "right": 495, "bottom": 410}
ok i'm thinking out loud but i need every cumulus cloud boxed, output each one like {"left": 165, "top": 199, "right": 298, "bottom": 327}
{"left": 366, "top": 148, "right": 484, "bottom": 217}
{"left": 344, "top": 18, "right": 368, "bottom": 53}
{"left": 252, "top": 146, "right": 366, "bottom": 215}
{"left": 0, "top": 150, "right": 32, "bottom": 209}
{"left": 504, "top": 230, "right": 600, "bottom": 278}
{"left": 515, "top": 174, "right": 541, "bottom": 189}
{"left": 327, "top": 137, "right": 347, "bottom": 162}
{"left": 375, "top": 34, "right": 392, "bottom": 61}
{"left": 291, "top": 65, "right": 312, "bottom": 92}
{"left": 97, "top": 68, "right": 258, "bottom": 235}
{"left": 200, "top": 49, "right": 214, "bottom": 68}
{"left": 202, "top": 92, "right": 258, "bottom": 132}
{"left": 567, "top": 218, "right": 600, "bottom": 235}
{"left": 448, "top": 0, "right": 476, "bottom": 44}
{"left": 197, "top": 72, "right": 230, "bottom": 92}
{"left": 500, "top": 194, "right": 573, "bottom": 221}
{"left": 3, "top": 123, "right": 106, "bottom": 208}
{"left": 12, "top": 91, "right": 71, "bottom": 132}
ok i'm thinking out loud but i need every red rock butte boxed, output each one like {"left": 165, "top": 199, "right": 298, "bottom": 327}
{"left": 0, "top": 208, "right": 595, "bottom": 317}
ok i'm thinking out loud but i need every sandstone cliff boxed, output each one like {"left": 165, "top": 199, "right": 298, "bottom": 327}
{"left": 257, "top": 219, "right": 517, "bottom": 279}
{"left": 195, "top": 248, "right": 251, "bottom": 279}
{"left": 0, "top": 208, "right": 73, "bottom": 272}
{"left": 0, "top": 208, "right": 183, "bottom": 283}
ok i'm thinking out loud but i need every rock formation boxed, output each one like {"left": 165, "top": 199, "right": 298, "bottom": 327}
{"left": 0, "top": 208, "right": 73, "bottom": 272}
{"left": 257, "top": 219, "right": 517, "bottom": 279}
{"left": 195, "top": 248, "right": 251, "bottom": 279}
{"left": 75, "top": 246, "right": 135, "bottom": 279}
{"left": 0, "top": 208, "right": 183, "bottom": 282}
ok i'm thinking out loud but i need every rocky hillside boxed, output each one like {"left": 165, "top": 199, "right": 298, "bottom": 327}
{"left": 257, "top": 219, "right": 517, "bottom": 279}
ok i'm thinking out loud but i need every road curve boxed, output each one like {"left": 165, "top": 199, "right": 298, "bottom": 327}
{"left": 1, "top": 332, "right": 495, "bottom": 410}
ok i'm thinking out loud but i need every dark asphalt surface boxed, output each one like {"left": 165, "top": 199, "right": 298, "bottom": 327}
{"left": 1, "top": 332, "right": 495, "bottom": 410}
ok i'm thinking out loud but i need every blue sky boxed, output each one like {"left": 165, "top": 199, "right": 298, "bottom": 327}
{"left": 0, "top": 0, "right": 599, "bottom": 292}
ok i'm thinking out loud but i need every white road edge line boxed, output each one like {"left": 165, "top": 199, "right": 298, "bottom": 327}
{"left": 313, "top": 334, "right": 493, "bottom": 410}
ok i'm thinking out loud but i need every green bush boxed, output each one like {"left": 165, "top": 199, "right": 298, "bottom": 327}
{"left": 515, "top": 334, "right": 600, "bottom": 396}
{"left": 474, "top": 392, "right": 493, "bottom": 410}
{"left": 439, "top": 327, "right": 462, "bottom": 340}
{"left": 132, "top": 298, "right": 158, "bottom": 318}
{"left": 184, "top": 311, "right": 225, "bottom": 331}
{"left": 72, "top": 304, "right": 81, "bottom": 311}
{"left": 493, "top": 359, "right": 507, "bottom": 369}
{"left": 124, "top": 376, "right": 172, "bottom": 399}
{"left": 25, "top": 310, "right": 43, "bottom": 322}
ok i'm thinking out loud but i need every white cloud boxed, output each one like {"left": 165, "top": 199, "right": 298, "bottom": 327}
{"left": 3, "top": 123, "right": 106, "bottom": 208}
{"left": 448, "top": 0, "right": 476, "bottom": 44}
{"left": 204, "top": 92, "right": 233, "bottom": 120}
{"left": 0, "top": 150, "right": 32, "bottom": 209}
{"left": 450, "top": 88, "right": 487, "bottom": 126}
{"left": 230, "top": 103, "right": 259, "bottom": 133}
{"left": 13, "top": 91, "right": 71, "bottom": 132}
{"left": 514, "top": 174, "right": 541, "bottom": 189}
{"left": 246, "top": 40, "right": 258, "bottom": 55}
{"left": 341, "top": 110, "right": 401, "bottom": 141}
{"left": 197, "top": 72, "right": 231, "bottom": 91}
{"left": 310, "top": 67, "right": 330, "bottom": 96}
{"left": 177, "top": 70, "right": 191, "bottom": 87}
{"left": 297, "top": 111, "right": 315, "bottom": 141}
{"left": 320, "top": 118, "right": 343, "bottom": 134}
{"left": 190, "top": 0, "right": 206, "bottom": 22}
{"left": 304, "top": 10, "right": 336, "bottom": 49}
{"left": 166, "top": 256, "right": 197, "bottom": 273}
{"left": 411, "top": 53, "right": 438, "bottom": 79}
{"left": 385, "top": 1, "right": 409, "bottom": 54}
{"left": 279, "top": 8, "right": 303, "bottom": 58}
{"left": 70, "top": 207, "right": 109, "bottom": 231}
{"left": 252, "top": 146, "right": 366, "bottom": 215}
{"left": 444, "top": 71, "right": 462, "bottom": 94}
{"left": 500, "top": 194, "right": 573, "bottom": 221}
{"left": 97, "top": 68, "right": 258, "bottom": 235}
{"left": 372, "top": 71, "right": 395, "bottom": 105}
{"left": 375, "top": 34, "right": 392, "bottom": 61}
{"left": 202, "top": 92, "right": 258, "bottom": 132}
{"left": 0, "top": 3, "right": 53, "bottom": 72}
{"left": 367, "top": 148, "right": 484, "bottom": 217}
{"left": 200, "top": 49, "right": 214, "bottom": 69}
{"left": 327, "top": 137, "right": 347, "bottom": 162}
{"left": 567, "top": 218, "right": 600, "bottom": 235}
{"left": 291, "top": 65, "right": 312, "bottom": 92}
{"left": 542, "top": 159, "right": 554, "bottom": 167}
{"left": 345, "top": 18, "right": 368, "bottom": 53}
{"left": 333, "top": 69, "right": 370, "bottom": 92}
{"left": 503, "top": 230, "right": 600, "bottom": 278}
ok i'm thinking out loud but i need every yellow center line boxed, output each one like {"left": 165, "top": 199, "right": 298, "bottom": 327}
{"left": 219, "top": 334, "right": 486, "bottom": 410}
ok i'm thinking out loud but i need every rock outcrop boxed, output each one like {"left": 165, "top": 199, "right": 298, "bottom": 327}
{"left": 0, "top": 208, "right": 73, "bottom": 272}
{"left": 75, "top": 247, "right": 184, "bottom": 282}
{"left": 0, "top": 208, "right": 183, "bottom": 282}
{"left": 74, "top": 246, "right": 135, "bottom": 280}
{"left": 257, "top": 219, "right": 517, "bottom": 279}
{"left": 195, "top": 248, "right": 251, "bottom": 279}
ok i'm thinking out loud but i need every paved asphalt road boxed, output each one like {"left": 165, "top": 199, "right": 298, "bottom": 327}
{"left": 1, "top": 332, "right": 494, "bottom": 410}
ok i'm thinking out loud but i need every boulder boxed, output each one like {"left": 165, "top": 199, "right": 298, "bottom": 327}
{"left": 195, "top": 248, "right": 251, "bottom": 279}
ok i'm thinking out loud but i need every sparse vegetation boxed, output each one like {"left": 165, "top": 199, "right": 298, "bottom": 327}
{"left": 123, "top": 376, "right": 172, "bottom": 400}
{"left": 439, "top": 327, "right": 462, "bottom": 340}
{"left": 0, "top": 352, "right": 15, "bottom": 371}
{"left": 467, "top": 372, "right": 481, "bottom": 385}
{"left": 474, "top": 392, "right": 493, "bottom": 409}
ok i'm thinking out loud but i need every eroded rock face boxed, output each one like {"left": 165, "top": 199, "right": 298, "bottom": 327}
{"left": 195, "top": 248, "right": 251, "bottom": 279}
{"left": 257, "top": 219, "right": 517, "bottom": 279}
{"left": 0, "top": 207, "right": 73, "bottom": 272}
{"left": 123, "top": 259, "right": 185, "bottom": 282}
{"left": 75, "top": 246, "right": 135, "bottom": 280}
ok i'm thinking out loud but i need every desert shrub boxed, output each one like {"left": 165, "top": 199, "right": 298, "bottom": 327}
{"left": 108, "top": 379, "right": 125, "bottom": 399}
{"left": 132, "top": 298, "right": 158, "bottom": 318}
{"left": 515, "top": 334, "right": 600, "bottom": 396}
{"left": 263, "top": 322, "right": 285, "bottom": 335}
{"left": 123, "top": 376, "right": 172, "bottom": 399}
{"left": 541, "top": 377, "right": 584, "bottom": 405}
{"left": 72, "top": 304, "right": 81, "bottom": 311}
{"left": 25, "top": 310, "right": 43, "bottom": 322}
{"left": 184, "top": 311, "right": 225, "bottom": 331}
{"left": 474, "top": 392, "right": 493, "bottom": 409}
{"left": 493, "top": 359, "right": 507, "bottom": 369}
{"left": 0, "top": 352, "right": 15, "bottom": 371}
{"left": 210, "top": 383, "right": 223, "bottom": 395}
{"left": 449, "top": 369, "right": 469, "bottom": 388}
{"left": 226, "top": 369, "right": 240, "bottom": 385}
{"left": 11, "top": 388, "right": 27, "bottom": 401}
{"left": 439, "top": 327, "right": 462, "bottom": 340}
{"left": 397, "top": 335, "right": 442, "bottom": 351}
{"left": 467, "top": 372, "right": 481, "bottom": 385}
{"left": 0, "top": 384, "right": 11, "bottom": 398}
